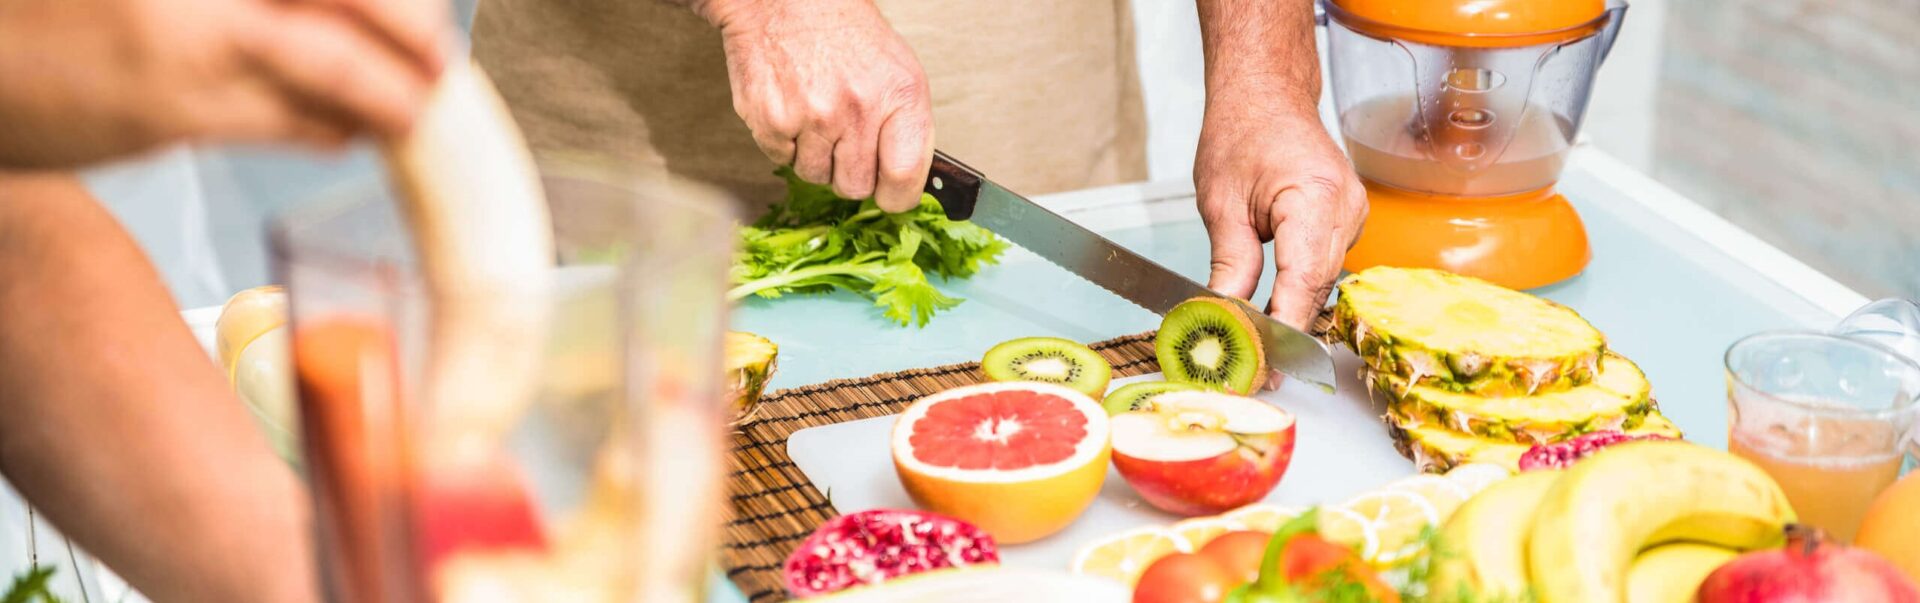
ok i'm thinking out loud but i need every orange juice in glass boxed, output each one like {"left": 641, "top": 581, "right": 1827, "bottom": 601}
{"left": 1726, "top": 332, "right": 1920, "bottom": 543}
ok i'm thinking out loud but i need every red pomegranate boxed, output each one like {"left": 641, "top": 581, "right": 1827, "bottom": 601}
{"left": 1516, "top": 430, "right": 1672, "bottom": 471}
{"left": 781, "top": 509, "right": 999, "bottom": 598}
{"left": 1698, "top": 525, "right": 1920, "bottom": 603}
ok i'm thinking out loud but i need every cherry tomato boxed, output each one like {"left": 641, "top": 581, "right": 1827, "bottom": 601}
{"left": 1281, "top": 534, "right": 1400, "bottom": 603}
{"left": 1132, "top": 553, "right": 1238, "bottom": 603}
{"left": 1198, "top": 530, "right": 1272, "bottom": 584}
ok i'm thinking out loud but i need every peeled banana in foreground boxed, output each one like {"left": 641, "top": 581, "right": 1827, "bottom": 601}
{"left": 383, "top": 61, "right": 554, "bottom": 466}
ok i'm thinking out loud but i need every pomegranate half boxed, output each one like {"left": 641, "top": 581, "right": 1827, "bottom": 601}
{"left": 781, "top": 509, "right": 999, "bottom": 598}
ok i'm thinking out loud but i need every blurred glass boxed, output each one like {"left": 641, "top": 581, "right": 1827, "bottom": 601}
{"left": 272, "top": 159, "right": 738, "bottom": 602}
{"left": 1726, "top": 331, "right": 1920, "bottom": 542}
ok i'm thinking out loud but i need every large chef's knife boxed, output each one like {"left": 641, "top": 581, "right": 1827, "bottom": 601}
{"left": 921, "top": 151, "right": 1335, "bottom": 389}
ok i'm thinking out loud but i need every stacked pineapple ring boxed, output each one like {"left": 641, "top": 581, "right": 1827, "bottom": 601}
{"left": 1329, "top": 267, "right": 1684, "bottom": 472}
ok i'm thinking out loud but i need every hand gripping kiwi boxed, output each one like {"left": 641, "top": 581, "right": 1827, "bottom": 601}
{"left": 383, "top": 61, "right": 554, "bottom": 465}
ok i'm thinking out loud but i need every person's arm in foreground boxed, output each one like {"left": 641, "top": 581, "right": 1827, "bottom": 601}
{"left": 1194, "top": 0, "right": 1368, "bottom": 331}
{"left": 678, "top": 0, "right": 935, "bottom": 212}
{"left": 0, "top": 172, "right": 316, "bottom": 603}
{"left": 0, "top": 0, "right": 447, "bottom": 169}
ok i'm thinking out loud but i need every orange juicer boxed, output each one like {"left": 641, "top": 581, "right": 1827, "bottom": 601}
{"left": 1324, "top": 0, "right": 1628, "bottom": 288}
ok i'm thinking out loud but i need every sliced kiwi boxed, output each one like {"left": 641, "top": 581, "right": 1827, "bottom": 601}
{"left": 980, "top": 337, "right": 1112, "bottom": 398}
{"left": 1155, "top": 298, "right": 1268, "bottom": 394}
{"left": 1101, "top": 381, "right": 1203, "bottom": 416}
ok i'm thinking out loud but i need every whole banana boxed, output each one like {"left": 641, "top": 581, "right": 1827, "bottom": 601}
{"left": 1528, "top": 441, "right": 1795, "bottom": 602}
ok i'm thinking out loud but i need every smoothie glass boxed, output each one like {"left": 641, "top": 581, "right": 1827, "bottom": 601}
{"left": 273, "top": 160, "right": 739, "bottom": 602}
{"left": 1726, "top": 331, "right": 1920, "bottom": 542}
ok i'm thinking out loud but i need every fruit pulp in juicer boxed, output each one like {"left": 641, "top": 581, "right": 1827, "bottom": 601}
{"left": 1342, "top": 95, "right": 1575, "bottom": 197}
{"left": 1728, "top": 407, "right": 1904, "bottom": 543}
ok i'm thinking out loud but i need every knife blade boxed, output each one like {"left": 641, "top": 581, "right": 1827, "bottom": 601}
{"left": 922, "top": 150, "right": 1335, "bottom": 390}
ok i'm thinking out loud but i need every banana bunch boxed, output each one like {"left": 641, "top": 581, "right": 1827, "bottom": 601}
{"left": 1429, "top": 441, "right": 1794, "bottom": 602}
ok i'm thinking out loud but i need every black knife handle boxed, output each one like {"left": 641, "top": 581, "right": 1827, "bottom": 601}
{"left": 924, "top": 150, "right": 984, "bottom": 221}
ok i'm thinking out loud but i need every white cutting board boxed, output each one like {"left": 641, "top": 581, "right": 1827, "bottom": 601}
{"left": 787, "top": 350, "right": 1415, "bottom": 571}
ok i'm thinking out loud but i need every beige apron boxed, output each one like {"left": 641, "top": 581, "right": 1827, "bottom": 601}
{"left": 471, "top": 0, "right": 1148, "bottom": 207}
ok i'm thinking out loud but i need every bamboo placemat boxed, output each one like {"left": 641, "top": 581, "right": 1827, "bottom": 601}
{"left": 720, "top": 331, "right": 1164, "bottom": 601}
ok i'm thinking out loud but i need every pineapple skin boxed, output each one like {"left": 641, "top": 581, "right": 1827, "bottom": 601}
{"left": 724, "top": 332, "right": 778, "bottom": 425}
{"left": 1330, "top": 268, "right": 1606, "bottom": 397}
{"left": 1387, "top": 411, "right": 1684, "bottom": 473}
{"left": 1362, "top": 354, "right": 1658, "bottom": 445}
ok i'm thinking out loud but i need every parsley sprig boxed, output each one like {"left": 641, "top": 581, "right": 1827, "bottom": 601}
{"left": 729, "top": 168, "right": 1009, "bottom": 327}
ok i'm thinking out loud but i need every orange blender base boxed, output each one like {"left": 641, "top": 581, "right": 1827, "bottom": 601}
{"left": 1343, "top": 182, "right": 1590, "bottom": 289}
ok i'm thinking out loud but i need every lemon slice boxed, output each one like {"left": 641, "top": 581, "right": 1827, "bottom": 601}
{"left": 1169, "top": 516, "right": 1245, "bottom": 550}
{"left": 1071, "top": 525, "right": 1190, "bottom": 586}
{"left": 1315, "top": 505, "right": 1379, "bottom": 561}
{"left": 1385, "top": 474, "right": 1471, "bottom": 519}
{"left": 1340, "top": 490, "right": 1440, "bottom": 565}
{"left": 1444, "top": 462, "right": 1513, "bottom": 495}
{"left": 1223, "top": 504, "right": 1303, "bottom": 534}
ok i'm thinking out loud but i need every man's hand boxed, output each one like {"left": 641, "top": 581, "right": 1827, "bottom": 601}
{"left": 0, "top": 0, "right": 449, "bottom": 168}
{"left": 1195, "top": 102, "right": 1366, "bottom": 330}
{"left": 1194, "top": 0, "right": 1366, "bottom": 333}
{"left": 694, "top": 0, "right": 934, "bottom": 212}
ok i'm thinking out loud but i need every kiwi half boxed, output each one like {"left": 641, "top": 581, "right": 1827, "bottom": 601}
{"left": 1101, "top": 381, "right": 1203, "bottom": 416}
{"left": 980, "top": 337, "right": 1113, "bottom": 398}
{"left": 1155, "top": 298, "right": 1268, "bottom": 394}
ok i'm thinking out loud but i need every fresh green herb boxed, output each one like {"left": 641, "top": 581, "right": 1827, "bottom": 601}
{"left": 728, "top": 168, "right": 1009, "bottom": 327}
{"left": 3, "top": 566, "right": 63, "bottom": 603}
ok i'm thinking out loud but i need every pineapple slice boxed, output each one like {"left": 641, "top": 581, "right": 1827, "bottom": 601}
{"left": 1332, "top": 267, "right": 1605, "bottom": 396}
{"left": 1388, "top": 411, "right": 1683, "bottom": 473}
{"left": 1366, "top": 353, "right": 1656, "bottom": 445}
{"left": 724, "top": 332, "right": 779, "bottom": 425}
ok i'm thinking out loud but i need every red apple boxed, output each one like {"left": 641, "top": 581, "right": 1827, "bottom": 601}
{"left": 1698, "top": 525, "right": 1920, "bottom": 603}
{"left": 1110, "top": 391, "right": 1296, "bottom": 516}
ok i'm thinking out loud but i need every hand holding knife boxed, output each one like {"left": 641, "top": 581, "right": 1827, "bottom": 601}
{"left": 921, "top": 150, "right": 1335, "bottom": 390}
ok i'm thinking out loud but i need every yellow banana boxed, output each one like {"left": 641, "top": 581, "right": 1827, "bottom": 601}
{"left": 1627, "top": 542, "right": 1739, "bottom": 603}
{"left": 1430, "top": 471, "right": 1561, "bottom": 600}
{"left": 1528, "top": 441, "right": 1794, "bottom": 603}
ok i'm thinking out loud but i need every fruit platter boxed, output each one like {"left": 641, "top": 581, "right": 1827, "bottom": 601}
{"left": 194, "top": 169, "right": 1920, "bottom": 603}
{"left": 738, "top": 265, "right": 1920, "bottom": 602}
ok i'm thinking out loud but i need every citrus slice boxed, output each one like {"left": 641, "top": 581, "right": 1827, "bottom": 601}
{"left": 1340, "top": 490, "right": 1441, "bottom": 565}
{"left": 1316, "top": 505, "right": 1380, "bottom": 561}
{"left": 1223, "top": 504, "right": 1302, "bottom": 534}
{"left": 1071, "top": 526, "right": 1189, "bottom": 586}
{"left": 1169, "top": 516, "right": 1246, "bottom": 550}
{"left": 892, "top": 382, "right": 1111, "bottom": 544}
{"left": 1384, "top": 474, "right": 1471, "bottom": 519}
{"left": 1444, "top": 462, "right": 1513, "bottom": 495}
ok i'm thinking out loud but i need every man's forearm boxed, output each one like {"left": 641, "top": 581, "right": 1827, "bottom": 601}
{"left": 0, "top": 172, "right": 316, "bottom": 602}
{"left": 1196, "top": 0, "right": 1323, "bottom": 111}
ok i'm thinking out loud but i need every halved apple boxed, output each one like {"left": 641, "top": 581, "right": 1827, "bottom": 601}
{"left": 1110, "top": 391, "right": 1296, "bottom": 516}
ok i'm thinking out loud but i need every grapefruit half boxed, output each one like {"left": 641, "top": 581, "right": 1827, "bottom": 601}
{"left": 891, "top": 382, "right": 1110, "bottom": 544}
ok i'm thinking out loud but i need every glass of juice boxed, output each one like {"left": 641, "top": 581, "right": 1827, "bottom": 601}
{"left": 272, "top": 159, "right": 739, "bottom": 602}
{"left": 1726, "top": 331, "right": 1920, "bottom": 542}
